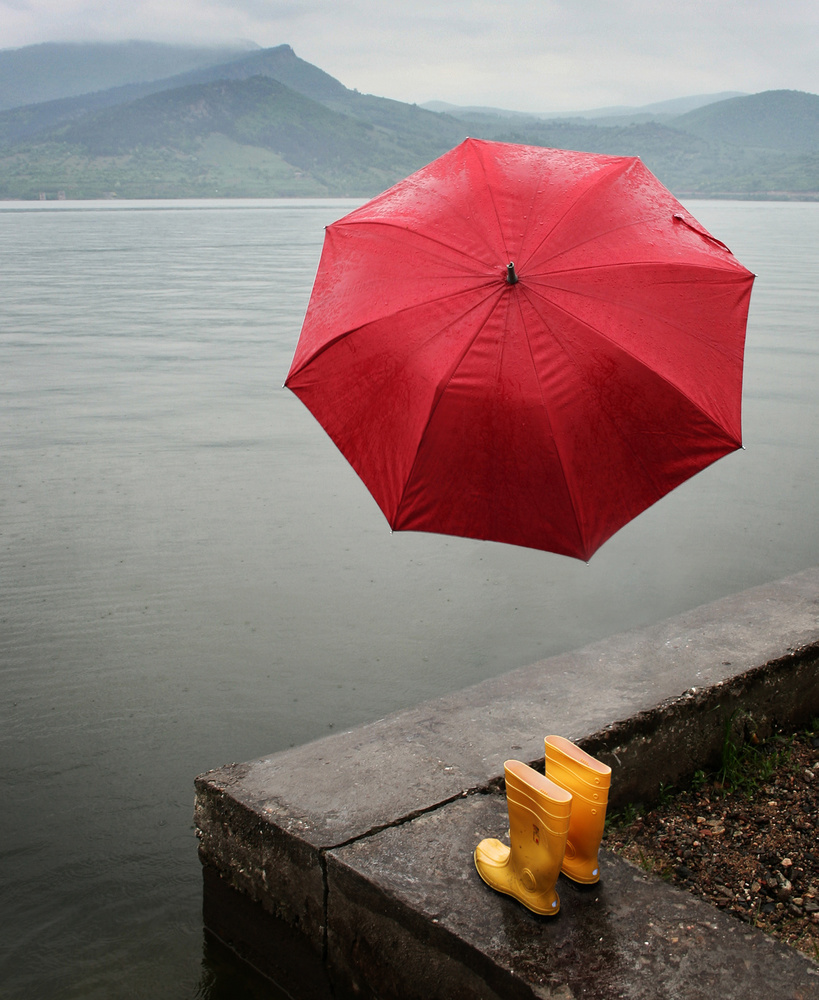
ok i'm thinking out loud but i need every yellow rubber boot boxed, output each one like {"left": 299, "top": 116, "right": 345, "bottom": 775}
{"left": 544, "top": 735, "right": 611, "bottom": 884}
{"left": 474, "top": 760, "right": 572, "bottom": 915}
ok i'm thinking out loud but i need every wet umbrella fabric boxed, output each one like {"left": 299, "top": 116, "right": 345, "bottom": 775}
{"left": 285, "top": 139, "right": 754, "bottom": 560}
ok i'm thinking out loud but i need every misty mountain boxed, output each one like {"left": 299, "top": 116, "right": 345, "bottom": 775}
{"left": 55, "top": 74, "right": 460, "bottom": 187}
{"left": 485, "top": 90, "right": 819, "bottom": 157}
{"left": 0, "top": 67, "right": 467, "bottom": 199}
{"left": 422, "top": 92, "right": 746, "bottom": 123}
{"left": 1, "top": 42, "right": 817, "bottom": 200}
{"left": 586, "top": 92, "right": 748, "bottom": 118}
{"left": 59, "top": 76, "right": 368, "bottom": 160}
{"left": 0, "top": 44, "right": 339, "bottom": 147}
{"left": 0, "top": 44, "right": 463, "bottom": 153}
{"left": 0, "top": 40, "right": 258, "bottom": 112}
{"left": 671, "top": 90, "right": 819, "bottom": 154}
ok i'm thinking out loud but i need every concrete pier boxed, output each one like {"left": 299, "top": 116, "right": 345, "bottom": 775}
{"left": 195, "top": 567, "right": 819, "bottom": 998}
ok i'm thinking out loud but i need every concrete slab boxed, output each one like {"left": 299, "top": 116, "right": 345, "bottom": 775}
{"left": 195, "top": 567, "right": 819, "bottom": 996}
{"left": 327, "top": 790, "right": 819, "bottom": 1000}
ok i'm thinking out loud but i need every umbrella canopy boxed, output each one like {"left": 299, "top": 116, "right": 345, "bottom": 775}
{"left": 285, "top": 138, "right": 754, "bottom": 560}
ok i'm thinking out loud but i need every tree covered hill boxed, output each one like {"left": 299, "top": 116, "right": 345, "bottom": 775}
{"left": 0, "top": 45, "right": 465, "bottom": 169}
{"left": 56, "top": 75, "right": 463, "bottom": 194}
{"left": 671, "top": 90, "right": 819, "bottom": 154}
{"left": 0, "top": 41, "right": 817, "bottom": 200}
{"left": 0, "top": 43, "right": 345, "bottom": 147}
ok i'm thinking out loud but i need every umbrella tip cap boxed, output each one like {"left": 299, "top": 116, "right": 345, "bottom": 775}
{"left": 506, "top": 261, "right": 519, "bottom": 285}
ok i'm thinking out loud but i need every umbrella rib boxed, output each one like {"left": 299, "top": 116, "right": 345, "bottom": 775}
{"left": 517, "top": 152, "right": 580, "bottom": 264}
{"left": 337, "top": 217, "right": 503, "bottom": 274}
{"left": 519, "top": 174, "right": 743, "bottom": 277}
{"left": 528, "top": 252, "right": 750, "bottom": 281}
{"left": 540, "top": 258, "right": 746, "bottom": 277}
{"left": 521, "top": 284, "right": 740, "bottom": 444}
{"left": 394, "top": 289, "right": 507, "bottom": 520}
{"left": 524, "top": 269, "right": 747, "bottom": 367}
{"left": 518, "top": 157, "right": 638, "bottom": 271}
{"left": 470, "top": 142, "right": 513, "bottom": 262}
{"left": 287, "top": 282, "right": 502, "bottom": 379}
{"left": 512, "top": 290, "right": 589, "bottom": 557}
{"left": 518, "top": 287, "right": 674, "bottom": 511}
{"left": 522, "top": 215, "right": 656, "bottom": 271}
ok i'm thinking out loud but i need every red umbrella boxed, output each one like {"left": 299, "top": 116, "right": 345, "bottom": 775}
{"left": 285, "top": 139, "right": 754, "bottom": 560}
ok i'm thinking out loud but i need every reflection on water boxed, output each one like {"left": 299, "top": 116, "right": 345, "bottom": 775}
{"left": 197, "top": 934, "right": 297, "bottom": 1000}
{"left": 1, "top": 198, "right": 818, "bottom": 998}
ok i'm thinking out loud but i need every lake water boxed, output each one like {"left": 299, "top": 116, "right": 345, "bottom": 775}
{"left": 1, "top": 198, "right": 818, "bottom": 998}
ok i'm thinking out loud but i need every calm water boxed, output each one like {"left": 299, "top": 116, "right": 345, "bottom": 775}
{"left": 1, "top": 198, "right": 818, "bottom": 998}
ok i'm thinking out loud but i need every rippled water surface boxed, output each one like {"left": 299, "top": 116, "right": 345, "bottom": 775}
{"left": 2, "top": 198, "right": 818, "bottom": 998}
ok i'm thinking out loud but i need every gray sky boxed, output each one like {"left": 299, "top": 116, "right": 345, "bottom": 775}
{"left": 3, "top": 0, "right": 818, "bottom": 112}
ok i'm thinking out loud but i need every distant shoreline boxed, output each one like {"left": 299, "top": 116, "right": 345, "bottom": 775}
{"left": 5, "top": 191, "right": 819, "bottom": 203}
{"left": 673, "top": 191, "right": 819, "bottom": 201}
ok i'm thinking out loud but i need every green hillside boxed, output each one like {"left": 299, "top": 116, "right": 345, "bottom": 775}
{"left": 671, "top": 90, "right": 819, "bottom": 153}
{"left": 60, "top": 77, "right": 366, "bottom": 161}
{"left": 0, "top": 43, "right": 462, "bottom": 162}
{"left": 0, "top": 75, "right": 466, "bottom": 199}
{"left": 0, "top": 44, "right": 334, "bottom": 147}
{"left": 1, "top": 42, "right": 817, "bottom": 200}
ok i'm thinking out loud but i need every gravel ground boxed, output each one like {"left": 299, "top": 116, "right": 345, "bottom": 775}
{"left": 604, "top": 725, "right": 819, "bottom": 963}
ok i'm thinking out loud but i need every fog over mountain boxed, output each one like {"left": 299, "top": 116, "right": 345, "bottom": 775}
{"left": 0, "top": 40, "right": 259, "bottom": 111}
{"left": 4, "top": 0, "right": 817, "bottom": 113}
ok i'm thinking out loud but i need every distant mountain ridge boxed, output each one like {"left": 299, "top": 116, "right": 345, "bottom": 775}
{"left": 0, "top": 40, "right": 258, "bottom": 111}
{"left": 421, "top": 92, "right": 747, "bottom": 122}
{"left": 0, "top": 44, "right": 353, "bottom": 147}
{"left": 1, "top": 41, "right": 817, "bottom": 200}
{"left": 672, "top": 90, "right": 819, "bottom": 153}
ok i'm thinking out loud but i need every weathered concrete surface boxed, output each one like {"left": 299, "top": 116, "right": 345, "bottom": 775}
{"left": 195, "top": 567, "right": 819, "bottom": 996}
{"left": 327, "top": 791, "right": 819, "bottom": 1000}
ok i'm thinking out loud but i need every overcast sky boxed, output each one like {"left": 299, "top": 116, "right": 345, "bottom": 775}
{"left": 3, "top": 0, "right": 818, "bottom": 112}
